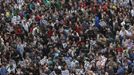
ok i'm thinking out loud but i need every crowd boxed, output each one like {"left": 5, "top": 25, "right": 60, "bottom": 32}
{"left": 0, "top": 0, "right": 134, "bottom": 75}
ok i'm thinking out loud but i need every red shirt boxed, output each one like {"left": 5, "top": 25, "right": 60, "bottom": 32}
{"left": 80, "top": 2, "right": 87, "bottom": 9}
{"left": 102, "top": 4, "right": 108, "bottom": 12}
{"left": 35, "top": 15, "right": 41, "bottom": 22}
{"left": 75, "top": 25, "right": 82, "bottom": 34}
{"left": 115, "top": 47, "right": 123, "bottom": 53}
{"left": 30, "top": 27, "right": 34, "bottom": 33}
{"left": 16, "top": 27, "right": 22, "bottom": 35}
{"left": 47, "top": 30, "right": 53, "bottom": 38}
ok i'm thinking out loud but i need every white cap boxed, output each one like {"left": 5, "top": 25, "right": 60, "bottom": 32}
{"left": 58, "top": 66, "right": 61, "bottom": 70}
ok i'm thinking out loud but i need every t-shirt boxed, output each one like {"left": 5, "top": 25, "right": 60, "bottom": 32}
{"left": 61, "top": 70, "right": 69, "bottom": 75}
{"left": 119, "top": 30, "right": 127, "bottom": 37}
{"left": 126, "top": 30, "right": 132, "bottom": 37}
{"left": 117, "top": 67, "right": 125, "bottom": 75}
{"left": 6, "top": 12, "right": 10, "bottom": 17}
{"left": 17, "top": 0, "right": 24, "bottom": 4}
{"left": 131, "top": 9, "right": 134, "bottom": 17}
{"left": 49, "top": 71, "right": 56, "bottom": 75}
{"left": 16, "top": 44, "right": 24, "bottom": 55}
{"left": 0, "top": 67, "right": 8, "bottom": 75}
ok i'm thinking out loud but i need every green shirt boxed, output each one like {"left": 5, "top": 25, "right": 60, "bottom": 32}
{"left": 55, "top": 0, "right": 62, "bottom": 9}
{"left": 43, "top": 0, "right": 51, "bottom": 7}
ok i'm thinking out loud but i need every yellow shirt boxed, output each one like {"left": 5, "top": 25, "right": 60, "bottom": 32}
{"left": 6, "top": 12, "right": 10, "bottom": 17}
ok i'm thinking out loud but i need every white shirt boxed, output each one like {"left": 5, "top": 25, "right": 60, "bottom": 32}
{"left": 126, "top": 30, "right": 132, "bottom": 37}
{"left": 121, "top": 21, "right": 125, "bottom": 26}
{"left": 7, "top": 25, "right": 14, "bottom": 32}
{"left": 17, "top": 0, "right": 24, "bottom": 10}
{"left": 49, "top": 71, "right": 56, "bottom": 75}
{"left": 11, "top": 16, "right": 17, "bottom": 25}
{"left": 119, "top": 30, "right": 127, "bottom": 37}
{"left": 111, "top": 0, "right": 117, "bottom": 4}
{"left": 22, "top": 21, "right": 30, "bottom": 32}
{"left": 12, "top": 16, "right": 21, "bottom": 25}
{"left": 40, "top": 57, "right": 48, "bottom": 65}
{"left": 23, "top": 23, "right": 29, "bottom": 32}
{"left": 6, "top": 64, "right": 16, "bottom": 74}
{"left": 32, "top": 27, "right": 39, "bottom": 36}
{"left": 131, "top": 9, "right": 134, "bottom": 17}
{"left": 17, "top": 0, "right": 24, "bottom": 4}
{"left": 62, "top": 70, "right": 69, "bottom": 75}
{"left": 63, "top": 42, "right": 67, "bottom": 48}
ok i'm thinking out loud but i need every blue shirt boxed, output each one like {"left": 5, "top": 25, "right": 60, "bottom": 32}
{"left": 129, "top": 53, "right": 134, "bottom": 59}
{"left": 0, "top": 67, "right": 8, "bottom": 75}
{"left": 16, "top": 44, "right": 24, "bottom": 56}
{"left": 95, "top": 16, "right": 101, "bottom": 29}
{"left": 117, "top": 67, "right": 125, "bottom": 75}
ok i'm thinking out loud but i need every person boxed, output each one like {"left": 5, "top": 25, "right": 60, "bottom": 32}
{"left": 0, "top": 0, "right": 134, "bottom": 75}
{"left": 116, "top": 64, "right": 125, "bottom": 75}
{"left": 16, "top": 41, "right": 25, "bottom": 60}
{"left": 0, "top": 64, "right": 8, "bottom": 75}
